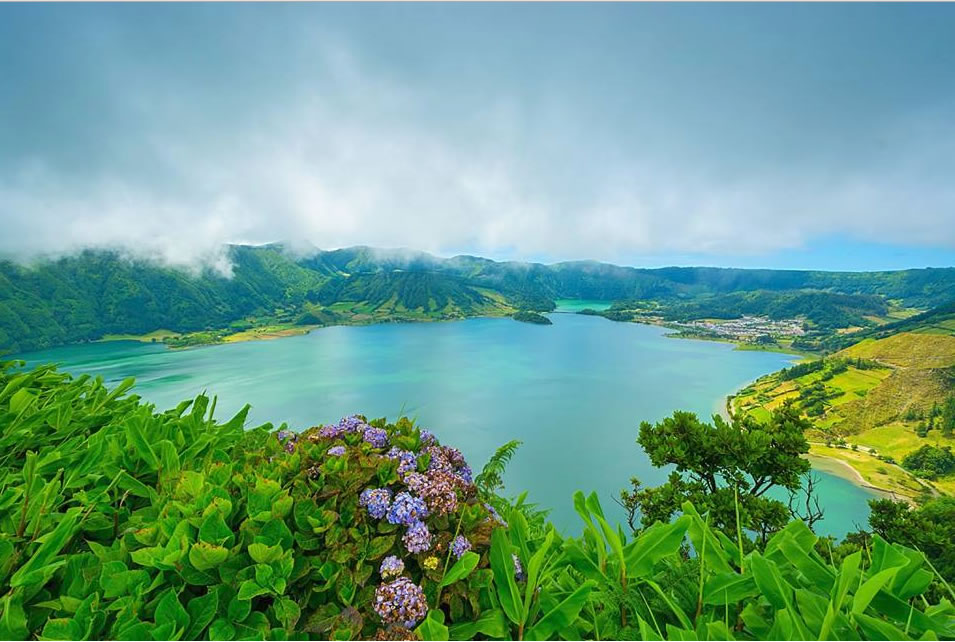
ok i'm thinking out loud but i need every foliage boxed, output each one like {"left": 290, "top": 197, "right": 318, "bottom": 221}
{"left": 901, "top": 445, "right": 955, "bottom": 479}
{"left": 0, "top": 361, "right": 496, "bottom": 640}
{"left": 621, "top": 404, "right": 811, "bottom": 543}
{"left": 511, "top": 311, "right": 552, "bottom": 325}
{"left": 2, "top": 361, "right": 955, "bottom": 640}
{"left": 5, "top": 245, "right": 955, "bottom": 354}
{"left": 868, "top": 496, "right": 955, "bottom": 588}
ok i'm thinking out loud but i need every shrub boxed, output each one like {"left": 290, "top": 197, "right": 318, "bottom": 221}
{"left": 903, "top": 445, "right": 955, "bottom": 478}
{"left": 3, "top": 361, "right": 955, "bottom": 641}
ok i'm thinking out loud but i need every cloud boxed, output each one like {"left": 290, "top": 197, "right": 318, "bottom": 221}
{"left": 1, "top": 6, "right": 954, "bottom": 271}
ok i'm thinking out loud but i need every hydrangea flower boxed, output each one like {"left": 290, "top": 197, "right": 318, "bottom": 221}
{"left": 379, "top": 555, "right": 405, "bottom": 579}
{"left": 340, "top": 415, "right": 368, "bottom": 432}
{"left": 483, "top": 502, "right": 508, "bottom": 528}
{"left": 326, "top": 445, "right": 346, "bottom": 456}
{"left": 404, "top": 470, "right": 458, "bottom": 515}
{"left": 385, "top": 447, "right": 418, "bottom": 476}
{"left": 402, "top": 521, "right": 432, "bottom": 553}
{"left": 276, "top": 429, "right": 295, "bottom": 441}
{"left": 318, "top": 423, "right": 345, "bottom": 439}
{"left": 419, "top": 430, "right": 436, "bottom": 446}
{"left": 363, "top": 427, "right": 389, "bottom": 449}
{"left": 513, "top": 553, "right": 526, "bottom": 582}
{"left": 422, "top": 556, "right": 439, "bottom": 571}
{"left": 284, "top": 440, "right": 296, "bottom": 454}
{"left": 360, "top": 488, "right": 393, "bottom": 520}
{"left": 450, "top": 535, "right": 471, "bottom": 559}
{"left": 387, "top": 492, "right": 429, "bottom": 526}
{"left": 374, "top": 577, "right": 428, "bottom": 629}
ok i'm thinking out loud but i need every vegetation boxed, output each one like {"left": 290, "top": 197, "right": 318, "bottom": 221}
{"left": 3, "top": 361, "right": 955, "bottom": 640}
{"left": 511, "top": 311, "right": 552, "bottom": 325}
{"left": 619, "top": 404, "right": 812, "bottom": 544}
{"left": 5, "top": 244, "right": 955, "bottom": 354}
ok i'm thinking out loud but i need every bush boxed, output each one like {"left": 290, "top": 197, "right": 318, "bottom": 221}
{"left": 3, "top": 361, "right": 955, "bottom": 641}
{"left": 903, "top": 445, "right": 955, "bottom": 478}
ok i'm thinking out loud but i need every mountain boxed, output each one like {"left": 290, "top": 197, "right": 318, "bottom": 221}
{"left": 2, "top": 243, "right": 955, "bottom": 354}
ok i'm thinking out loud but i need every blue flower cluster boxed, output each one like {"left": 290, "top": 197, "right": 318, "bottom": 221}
{"left": 419, "top": 429, "right": 436, "bottom": 446}
{"left": 387, "top": 492, "right": 429, "bottom": 526}
{"left": 385, "top": 447, "right": 418, "bottom": 476}
{"left": 374, "top": 577, "right": 428, "bottom": 629}
{"left": 402, "top": 521, "right": 432, "bottom": 553}
{"left": 450, "top": 535, "right": 472, "bottom": 559}
{"left": 363, "top": 426, "right": 389, "bottom": 449}
{"left": 359, "top": 488, "right": 393, "bottom": 519}
{"left": 318, "top": 414, "right": 370, "bottom": 439}
{"left": 379, "top": 555, "right": 405, "bottom": 579}
{"left": 326, "top": 445, "right": 346, "bottom": 457}
{"left": 275, "top": 429, "right": 298, "bottom": 453}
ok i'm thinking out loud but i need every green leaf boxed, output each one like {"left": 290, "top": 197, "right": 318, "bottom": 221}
{"left": 852, "top": 568, "right": 898, "bottom": 615}
{"left": 188, "top": 543, "right": 229, "bottom": 571}
{"left": 525, "top": 579, "right": 596, "bottom": 640}
{"left": 185, "top": 590, "right": 219, "bottom": 640}
{"left": 416, "top": 609, "right": 449, "bottom": 641}
{"left": 449, "top": 609, "right": 509, "bottom": 640}
{"left": 10, "top": 508, "right": 80, "bottom": 587}
{"left": 248, "top": 542, "right": 283, "bottom": 564}
{"left": 440, "top": 551, "right": 480, "bottom": 588}
{"left": 154, "top": 589, "right": 190, "bottom": 638}
{"left": 126, "top": 418, "right": 159, "bottom": 470}
{"left": 626, "top": 514, "right": 690, "bottom": 577}
{"left": 490, "top": 528, "right": 522, "bottom": 625}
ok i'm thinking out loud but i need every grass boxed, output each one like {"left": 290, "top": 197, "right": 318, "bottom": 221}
{"left": 98, "top": 329, "right": 178, "bottom": 342}
{"left": 840, "top": 332, "right": 955, "bottom": 368}
{"left": 808, "top": 444, "right": 928, "bottom": 499}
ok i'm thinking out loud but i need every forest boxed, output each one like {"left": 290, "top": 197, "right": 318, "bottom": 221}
{"left": 4, "top": 244, "right": 955, "bottom": 354}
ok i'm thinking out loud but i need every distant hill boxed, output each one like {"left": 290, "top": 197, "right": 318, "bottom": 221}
{"left": 731, "top": 309, "right": 955, "bottom": 499}
{"left": 2, "top": 243, "right": 955, "bottom": 353}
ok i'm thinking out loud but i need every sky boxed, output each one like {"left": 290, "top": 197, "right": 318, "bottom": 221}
{"left": 1, "top": 3, "right": 954, "bottom": 273}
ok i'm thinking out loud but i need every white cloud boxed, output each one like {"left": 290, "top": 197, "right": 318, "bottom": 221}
{"left": 1, "top": 37, "right": 953, "bottom": 271}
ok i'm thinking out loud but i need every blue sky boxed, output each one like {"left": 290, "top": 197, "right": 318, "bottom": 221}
{"left": 1, "top": 3, "right": 954, "bottom": 272}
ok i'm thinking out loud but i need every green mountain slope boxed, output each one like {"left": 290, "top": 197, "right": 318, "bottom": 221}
{"left": 3, "top": 244, "right": 955, "bottom": 354}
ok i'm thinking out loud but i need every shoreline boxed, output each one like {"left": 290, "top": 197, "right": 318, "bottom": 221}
{"left": 804, "top": 452, "right": 902, "bottom": 501}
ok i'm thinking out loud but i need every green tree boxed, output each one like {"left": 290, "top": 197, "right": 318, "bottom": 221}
{"left": 869, "top": 496, "right": 955, "bottom": 584}
{"left": 620, "top": 403, "right": 811, "bottom": 543}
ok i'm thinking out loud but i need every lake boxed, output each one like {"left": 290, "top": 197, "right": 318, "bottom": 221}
{"left": 18, "top": 310, "right": 877, "bottom": 537}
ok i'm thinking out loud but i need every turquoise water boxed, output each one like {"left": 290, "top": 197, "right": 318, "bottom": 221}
{"left": 18, "top": 313, "right": 876, "bottom": 537}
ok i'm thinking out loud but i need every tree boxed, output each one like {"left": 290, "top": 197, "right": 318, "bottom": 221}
{"left": 620, "top": 402, "right": 812, "bottom": 544}
{"left": 941, "top": 395, "right": 955, "bottom": 437}
{"left": 869, "top": 496, "right": 955, "bottom": 584}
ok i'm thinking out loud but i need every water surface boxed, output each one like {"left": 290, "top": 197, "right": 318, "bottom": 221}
{"left": 19, "top": 313, "right": 876, "bottom": 537}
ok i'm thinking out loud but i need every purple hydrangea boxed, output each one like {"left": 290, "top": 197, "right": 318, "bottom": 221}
{"left": 483, "top": 502, "right": 508, "bottom": 528}
{"left": 326, "top": 446, "right": 346, "bottom": 457}
{"left": 450, "top": 535, "right": 472, "bottom": 559}
{"left": 419, "top": 430, "right": 436, "bottom": 446}
{"left": 283, "top": 440, "right": 296, "bottom": 454}
{"left": 402, "top": 521, "right": 432, "bottom": 553}
{"left": 379, "top": 555, "right": 405, "bottom": 579}
{"left": 359, "top": 488, "right": 392, "bottom": 520}
{"left": 404, "top": 470, "right": 458, "bottom": 516}
{"left": 318, "top": 423, "right": 345, "bottom": 439}
{"left": 374, "top": 577, "right": 428, "bottom": 629}
{"left": 424, "top": 445, "right": 473, "bottom": 487}
{"left": 318, "top": 415, "right": 369, "bottom": 439}
{"left": 276, "top": 429, "right": 295, "bottom": 441}
{"left": 387, "top": 492, "right": 429, "bottom": 526}
{"left": 385, "top": 447, "right": 418, "bottom": 476}
{"left": 513, "top": 553, "right": 526, "bottom": 582}
{"left": 363, "top": 427, "right": 389, "bottom": 449}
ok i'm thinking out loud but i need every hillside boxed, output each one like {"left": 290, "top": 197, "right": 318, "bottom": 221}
{"left": 3, "top": 244, "right": 955, "bottom": 353}
{"left": 732, "top": 315, "right": 955, "bottom": 499}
